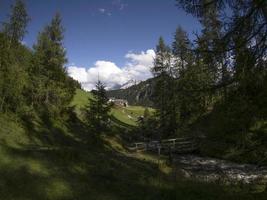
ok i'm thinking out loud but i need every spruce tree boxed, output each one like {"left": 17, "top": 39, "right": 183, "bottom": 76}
{"left": 151, "top": 37, "right": 177, "bottom": 138}
{"left": 3, "top": 0, "right": 30, "bottom": 45}
{"left": 175, "top": 0, "right": 267, "bottom": 154}
{"left": 152, "top": 37, "right": 169, "bottom": 76}
{"left": 85, "top": 81, "right": 111, "bottom": 133}
{"left": 0, "top": 0, "right": 30, "bottom": 113}
{"left": 172, "top": 26, "right": 192, "bottom": 76}
{"left": 32, "top": 13, "right": 75, "bottom": 116}
{"left": 172, "top": 27, "right": 192, "bottom": 130}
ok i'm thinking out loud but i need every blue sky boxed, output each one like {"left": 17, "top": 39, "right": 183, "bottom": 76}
{"left": 0, "top": 0, "right": 201, "bottom": 90}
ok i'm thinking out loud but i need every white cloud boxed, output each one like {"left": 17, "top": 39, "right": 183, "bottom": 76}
{"left": 68, "top": 49, "right": 155, "bottom": 91}
{"left": 98, "top": 8, "right": 106, "bottom": 13}
{"left": 68, "top": 66, "right": 88, "bottom": 83}
{"left": 126, "top": 49, "right": 155, "bottom": 67}
{"left": 96, "top": 1, "right": 126, "bottom": 17}
{"left": 112, "top": 0, "right": 127, "bottom": 10}
{"left": 98, "top": 8, "right": 112, "bottom": 16}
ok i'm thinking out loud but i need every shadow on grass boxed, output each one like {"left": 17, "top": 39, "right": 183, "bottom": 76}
{"left": 21, "top": 110, "right": 99, "bottom": 149}
{"left": 0, "top": 140, "right": 171, "bottom": 200}
{"left": 1, "top": 140, "right": 267, "bottom": 200}
{"left": 0, "top": 112, "right": 266, "bottom": 200}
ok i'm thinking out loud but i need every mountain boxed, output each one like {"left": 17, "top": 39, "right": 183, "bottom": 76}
{"left": 120, "top": 79, "right": 141, "bottom": 89}
{"left": 109, "top": 79, "right": 141, "bottom": 90}
{"left": 107, "top": 77, "right": 158, "bottom": 107}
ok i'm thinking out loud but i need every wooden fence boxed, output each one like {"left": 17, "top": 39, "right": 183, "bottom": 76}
{"left": 128, "top": 137, "right": 199, "bottom": 155}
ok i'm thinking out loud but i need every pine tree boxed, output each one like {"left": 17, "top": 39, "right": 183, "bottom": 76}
{"left": 172, "top": 27, "right": 192, "bottom": 130}
{"left": 152, "top": 36, "right": 173, "bottom": 76}
{"left": 171, "top": 24, "right": 216, "bottom": 131}
{"left": 176, "top": 0, "right": 267, "bottom": 89}
{"left": 85, "top": 81, "right": 111, "bottom": 133}
{"left": 31, "top": 13, "right": 75, "bottom": 116}
{"left": 190, "top": 1, "right": 223, "bottom": 112}
{"left": 0, "top": 0, "right": 30, "bottom": 113}
{"left": 176, "top": 60, "right": 210, "bottom": 129}
{"left": 172, "top": 26, "right": 192, "bottom": 76}
{"left": 2, "top": 0, "right": 30, "bottom": 45}
{"left": 151, "top": 37, "right": 178, "bottom": 138}
{"left": 176, "top": 0, "right": 267, "bottom": 154}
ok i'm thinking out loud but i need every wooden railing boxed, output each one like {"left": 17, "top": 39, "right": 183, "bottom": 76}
{"left": 128, "top": 137, "right": 199, "bottom": 154}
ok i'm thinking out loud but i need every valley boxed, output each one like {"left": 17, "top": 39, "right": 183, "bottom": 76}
{"left": 0, "top": 0, "right": 266, "bottom": 199}
{"left": 1, "top": 90, "right": 267, "bottom": 200}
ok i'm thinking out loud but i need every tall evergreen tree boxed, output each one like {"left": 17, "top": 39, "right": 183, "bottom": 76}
{"left": 192, "top": 1, "right": 223, "bottom": 111}
{"left": 152, "top": 36, "right": 170, "bottom": 76}
{"left": 2, "top": 0, "right": 30, "bottom": 45}
{"left": 172, "top": 27, "right": 199, "bottom": 130}
{"left": 0, "top": 0, "right": 30, "bottom": 114}
{"left": 198, "top": 1, "right": 221, "bottom": 81}
{"left": 176, "top": 0, "right": 267, "bottom": 76}
{"left": 85, "top": 81, "right": 111, "bottom": 133}
{"left": 175, "top": 0, "right": 267, "bottom": 157}
{"left": 151, "top": 37, "right": 177, "bottom": 138}
{"left": 172, "top": 26, "right": 192, "bottom": 76}
{"left": 31, "top": 13, "right": 75, "bottom": 116}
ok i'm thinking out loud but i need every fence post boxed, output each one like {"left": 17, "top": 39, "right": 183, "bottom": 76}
{"left": 168, "top": 146, "right": 173, "bottom": 164}
{"left": 158, "top": 145, "right": 161, "bottom": 156}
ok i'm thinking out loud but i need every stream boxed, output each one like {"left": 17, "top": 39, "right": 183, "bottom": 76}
{"left": 173, "top": 155, "right": 267, "bottom": 184}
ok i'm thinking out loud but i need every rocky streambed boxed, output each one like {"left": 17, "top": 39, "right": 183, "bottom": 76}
{"left": 173, "top": 155, "right": 267, "bottom": 185}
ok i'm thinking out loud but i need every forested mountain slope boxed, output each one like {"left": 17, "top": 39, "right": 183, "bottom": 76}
{"left": 107, "top": 77, "right": 158, "bottom": 107}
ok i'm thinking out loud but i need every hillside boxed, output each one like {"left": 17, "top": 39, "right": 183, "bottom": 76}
{"left": 0, "top": 0, "right": 266, "bottom": 199}
{"left": 107, "top": 77, "right": 158, "bottom": 107}
{"left": 71, "top": 89, "right": 153, "bottom": 127}
{"left": 0, "top": 94, "right": 266, "bottom": 200}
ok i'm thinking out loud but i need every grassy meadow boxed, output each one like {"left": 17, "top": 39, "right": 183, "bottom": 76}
{"left": 0, "top": 89, "right": 266, "bottom": 200}
{"left": 72, "top": 89, "right": 153, "bottom": 126}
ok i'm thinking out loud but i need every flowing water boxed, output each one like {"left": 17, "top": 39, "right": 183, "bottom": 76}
{"left": 173, "top": 155, "right": 267, "bottom": 185}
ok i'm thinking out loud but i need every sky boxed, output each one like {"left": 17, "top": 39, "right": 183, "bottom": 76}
{"left": 0, "top": 0, "right": 201, "bottom": 90}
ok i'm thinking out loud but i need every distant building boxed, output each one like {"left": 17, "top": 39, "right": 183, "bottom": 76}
{"left": 109, "top": 98, "right": 128, "bottom": 107}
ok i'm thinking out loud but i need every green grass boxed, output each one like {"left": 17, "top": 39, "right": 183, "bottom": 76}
{"left": 0, "top": 123, "right": 266, "bottom": 200}
{"left": 72, "top": 89, "right": 154, "bottom": 127}
{"left": 0, "top": 114, "right": 30, "bottom": 148}
{"left": 110, "top": 106, "right": 154, "bottom": 126}
{"left": 0, "top": 89, "right": 266, "bottom": 199}
{"left": 71, "top": 89, "right": 93, "bottom": 108}
{"left": 70, "top": 89, "right": 93, "bottom": 117}
{"left": 110, "top": 107, "right": 136, "bottom": 126}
